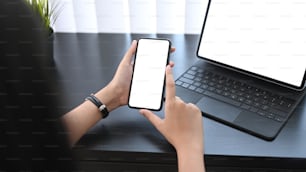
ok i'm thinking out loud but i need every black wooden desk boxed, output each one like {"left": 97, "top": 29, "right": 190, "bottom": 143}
{"left": 53, "top": 33, "right": 306, "bottom": 171}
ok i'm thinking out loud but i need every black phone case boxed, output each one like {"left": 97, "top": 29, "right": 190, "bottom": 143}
{"left": 128, "top": 38, "right": 171, "bottom": 111}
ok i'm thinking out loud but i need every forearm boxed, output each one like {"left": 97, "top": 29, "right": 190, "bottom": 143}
{"left": 177, "top": 149, "right": 205, "bottom": 172}
{"left": 61, "top": 85, "right": 121, "bottom": 146}
{"left": 61, "top": 100, "right": 102, "bottom": 146}
{"left": 61, "top": 40, "right": 135, "bottom": 146}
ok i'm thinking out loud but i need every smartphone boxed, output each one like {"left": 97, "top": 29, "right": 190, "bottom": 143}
{"left": 128, "top": 38, "right": 171, "bottom": 111}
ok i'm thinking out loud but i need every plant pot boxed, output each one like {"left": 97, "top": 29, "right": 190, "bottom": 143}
{"left": 47, "top": 28, "right": 55, "bottom": 66}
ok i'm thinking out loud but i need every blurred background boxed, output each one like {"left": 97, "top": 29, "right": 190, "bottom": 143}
{"left": 50, "top": 0, "right": 208, "bottom": 34}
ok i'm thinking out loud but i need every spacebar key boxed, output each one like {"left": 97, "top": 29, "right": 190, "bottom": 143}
{"left": 203, "top": 91, "right": 241, "bottom": 107}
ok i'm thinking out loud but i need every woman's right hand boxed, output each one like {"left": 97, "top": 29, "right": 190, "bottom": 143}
{"left": 140, "top": 65, "right": 205, "bottom": 172}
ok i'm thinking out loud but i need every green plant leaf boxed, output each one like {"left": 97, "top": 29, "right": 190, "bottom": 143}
{"left": 24, "top": 0, "right": 61, "bottom": 34}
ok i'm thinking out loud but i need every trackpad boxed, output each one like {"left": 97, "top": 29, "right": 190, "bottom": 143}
{"left": 196, "top": 96, "right": 241, "bottom": 122}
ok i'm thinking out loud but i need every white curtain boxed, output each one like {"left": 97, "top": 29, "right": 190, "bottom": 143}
{"left": 51, "top": 0, "right": 208, "bottom": 34}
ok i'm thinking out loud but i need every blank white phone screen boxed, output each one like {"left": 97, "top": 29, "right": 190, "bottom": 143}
{"left": 129, "top": 39, "right": 170, "bottom": 110}
{"left": 198, "top": 0, "right": 306, "bottom": 88}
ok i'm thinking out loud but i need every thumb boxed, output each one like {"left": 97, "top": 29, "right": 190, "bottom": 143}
{"left": 139, "top": 109, "right": 163, "bottom": 130}
{"left": 122, "top": 40, "right": 137, "bottom": 64}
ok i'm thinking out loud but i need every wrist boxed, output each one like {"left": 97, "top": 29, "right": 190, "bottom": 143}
{"left": 85, "top": 94, "right": 109, "bottom": 118}
{"left": 175, "top": 141, "right": 204, "bottom": 156}
{"left": 94, "top": 85, "right": 121, "bottom": 112}
{"left": 177, "top": 147, "right": 205, "bottom": 172}
{"left": 177, "top": 146, "right": 203, "bottom": 158}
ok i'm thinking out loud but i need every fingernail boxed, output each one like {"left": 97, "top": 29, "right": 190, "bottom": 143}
{"left": 167, "top": 65, "right": 172, "bottom": 70}
{"left": 139, "top": 109, "right": 144, "bottom": 115}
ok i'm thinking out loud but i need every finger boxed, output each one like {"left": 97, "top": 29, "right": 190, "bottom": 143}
{"left": 168, "top": 61, "right": 175, "bottom": 68}
{"left": 170, "top": 47, "right": 176, "bottom": 53}
{"left": 175, "top": 96, "right": 183, "bottom": 102}
{"left": 122, "top": 40, "right": 137, "bottom": 64}
{"left": 165, "top": 65, "right": 176, "bottom": 101}
{"left": 187, "top": 103, "right": 201, "bottom": 114}
{"left": 139, "top": 109, "right": 163, "bottom": 130}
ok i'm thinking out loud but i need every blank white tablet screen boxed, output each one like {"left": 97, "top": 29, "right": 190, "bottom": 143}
{"left": 198, "top": 0, "right": 306, "bottom": 88}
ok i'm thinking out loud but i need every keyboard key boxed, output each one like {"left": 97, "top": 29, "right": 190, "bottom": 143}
{"left": 195, "top": 88, "right": 204, "bottom": 94}
{"left": 197, "top": 69, "right": 204, "bottom": 73}
{"left": 218, "top": 79, "right": 226, "bottom": 84}
{"left": 241, "top": 104, "right": 250, "bottom": 110}
{"left": 230, "top": 89, "right": 237, "bottom": 94}
{"left": 195, "top": 77, "right": 202, "bottom": 82}
{"left": 182, "top": 83, "right": 190, "bottom": 88}
{"left": 202, "top": 79, "right": 209, "bottom": 84}
{"left": 208, "top": 82, "right": 215, "bottom": 86}
{"left": 269, "top": 108, "right": 288, "bottom": 118}
{"left": 194, "top": 82, "right": 201, "bottom": 87}
{"left": 266, "top": 113, "right": 275, "bottom": 119}
{"left": 245, "top": 99, "right": 252, "bottom": 105}
{"left": 175, "top": 80, "right": 183, "bottom": 86}
{"left": 204, "top": 91, "right": 241, "bottom": 107}
{"left": 253, "top": 98, "right": 260, "bottom": 102}
{"left": 197, "top": 73, "right": 204, "bottom": 78}
{"left": 250, "top": 107, "right": 258, "bottom": 113}
{"left": 178, "top": 67, "right": 295, "bottom": 124}
{"left": 216, "top": 89, "right": 222, "bottom": 94}
{"left": 222, "top": 91, "right": 230, "bottom": 97}
{"left": 257, "top": 110, "right": 267, "bottom": 116}
{"left": 237, "top": 91, "right": 244, "bottom": 96}
{"left": 253, "top": 102, "right": 260, "bottom": 107}
{"left": 179, "top": 77, "right": 193, "bottom": 84}
{"left": 208, "top": 87, "right": 216, "bottom": 92}
{"left": 261, "top": 105, "right": 269, "bottom": 111}
{"left": 216, "top": 84, "right": 223, "bottom": 89}
{"left": 238, "top": 97, "right": 245, "bottom": 102}
{"left": 261, "top": 100, "right": 268, "bottom": 105}
{"left": 245, "top": 94, "right": 252, "bottom": 99}
{"left": 272, "top": 102, "right": 293, "bottom": 113}
{"left": 188, "top": 85, "right": 196, "bottom": 90}
{"left": 184, "top": 73, "right": 195, "bottom": 79}
{"left": 230, "top": 94, "right": 238, "bottom": 100}
{"left": 263, "top": 95, "right": 269, "bottom": 100}
{"left": 187, "top": 70, "right": 196, "bottom": 75}
{"left": 201, "top": 84, "right": 208, "bottom": 89}
{"left": 191, "top": 67, "right": 197, "bottom": 70}
{"left": 281, "top": 97, "right": 295, "bottom": 105}
{"left": 274, "top": 116, "right": 286, "bottom": 122}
